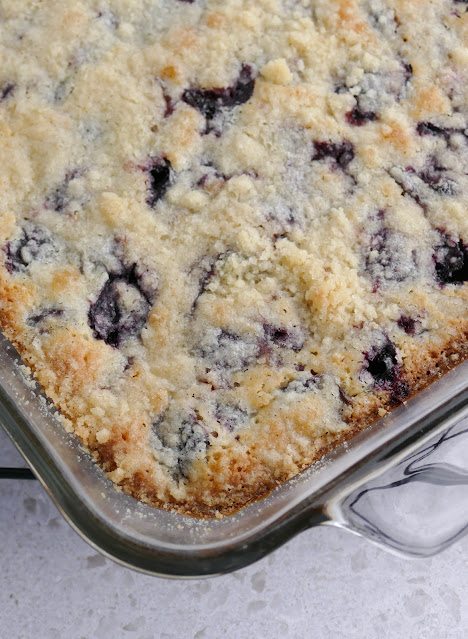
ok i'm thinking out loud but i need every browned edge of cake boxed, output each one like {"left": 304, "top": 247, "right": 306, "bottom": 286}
{"left": 1, "top": 280, "right": 466, "bottom": 518}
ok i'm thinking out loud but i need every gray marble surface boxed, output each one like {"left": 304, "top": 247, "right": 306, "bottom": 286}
{"left": 1, "top": 426, "right": 467, "bottom": 639}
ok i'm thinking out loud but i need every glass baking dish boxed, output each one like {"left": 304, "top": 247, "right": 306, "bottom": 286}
{"left": 1, "top": 330, "right": 467, "bottom": 577}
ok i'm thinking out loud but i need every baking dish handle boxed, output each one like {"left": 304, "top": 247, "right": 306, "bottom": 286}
{"left": 321, "top": 417, "right": 468, "bottom": 557}
{"left": 0, "top": 466, "right": 36, "bottom": 479}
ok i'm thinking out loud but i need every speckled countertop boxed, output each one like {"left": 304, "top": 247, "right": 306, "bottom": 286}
{"left": 1, "top": 426, "right": 467, "bottom": 639}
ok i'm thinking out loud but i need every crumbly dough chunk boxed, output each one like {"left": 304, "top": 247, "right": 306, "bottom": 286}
{"left": 0, "top": 0, "right": 467, "bottom": 516}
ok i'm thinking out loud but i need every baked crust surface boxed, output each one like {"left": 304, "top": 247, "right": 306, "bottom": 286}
{"left": 0, "top": 0, "right": 467, "bottom": 516}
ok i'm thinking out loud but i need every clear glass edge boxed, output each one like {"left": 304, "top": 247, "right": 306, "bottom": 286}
{"left": 1, "top": 332, "right": 467, "bottom": 577}
{"left": 324, "top": 402, "right": 468, "bottom": 559}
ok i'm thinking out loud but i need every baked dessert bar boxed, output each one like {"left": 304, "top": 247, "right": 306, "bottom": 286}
{"left": 0, "top": 0, "right": 467, "bottom": 516}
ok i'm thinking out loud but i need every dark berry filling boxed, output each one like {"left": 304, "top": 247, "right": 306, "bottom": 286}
{"left": 312, "top": 141, "right": 355, "bottom": 170}
{"left": 363, "top": 339, "right": 410, "bottom": 405}
{"left": 89, "top": 277, "right": 149, "bottom": 347}
{"left": 176, "top": 416, "right": 209, "bottom": 478}
{"left": 154, "top": 412, "right": 209, "bottom": 481}
{"left": 389, "top": 380, "right": 411, "bottom": 406}
{"left": 393, "top": 172, "right": 425, "bottom": 207}
{"left": 0, "top": 83, "right": 15, "bottom": 102}
{"left": 162, "top": 90, "right": 174, "bottom": 118}
{"left": 197, "top": 162, "right": 257, "bottom": 189}
{"left": 198, "top": 321, "right": 305, "bottom": 374}
{"left": 433, "top": 233, "right": 468, "bottom": 285}
{"left": 263, "top": 323, "right": 305, "bottom": 352}
{"left": 214, "top": 404, "right": 248, "bottom": 432}
{"left": 182, "top": 64, "right": 255, "bottom": 121}
{"left": 199, "top": 330, "right": 259, "bottom": 372}
{"left": 88, "top": 261, "right": 158, "bottom": 348}
{"left": 417, "top": 121, "right": 467, "bottom": 144}
{"left": 281, "top": 374, "right": 321, "bottom": 393}
{"left": 339, "top": 387, "right": 353, "bottom": 406}
{"left": 365, "top": 228, "right": 417, "bottom": 285}
{"left": 195, "top": 256, "right": 219, "bottom": 296}
{"left": 388, "top": 166, "right": 441, "bottom": 209}
{"left": 416, "top": 162, "right": 458, "bottom": 196}
{"left": 266, "top": 207, "right": 298, "bottom": 227}
{"left": 4, "top": 223, "right": 59, "bottom": 273}
{"left": 28, "top": 307, "right": 65, "bottom": 335}
{"left": 146, "top": 158, "right": 173, "bottom": 207}
{"left": 397, "top": 315, "right": 418, "bottom": 335}
{"left": 338, "top": 63, "right": 411, "bottom": 122}
{"left": 346, "top": 105, "right": 377, "bottom": 126}
{"left": 396, "top": 155, "right": 459, "bottom": 202}
{"left": 264, "top": 204, "right": 301, "bottom": 241}
{"left": 28, "top": 307, "right": 64, "bottom": 325}
{"left": 197, "top": 163, "right": 226, "bottom": 187}
{"left": 402, "top": 63, "right": 413, "bottom": 85}
{"left": 417, "top": 121, "right": 449, "bottom": 138}
{"left": 364, "top": 340, "right": 398, "bottom": 387}
{"left": 45, "top": 169, "right": 81, "bottom": 213}
{"left": 191, "top": 252, "right": 229, "bottom": 310}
